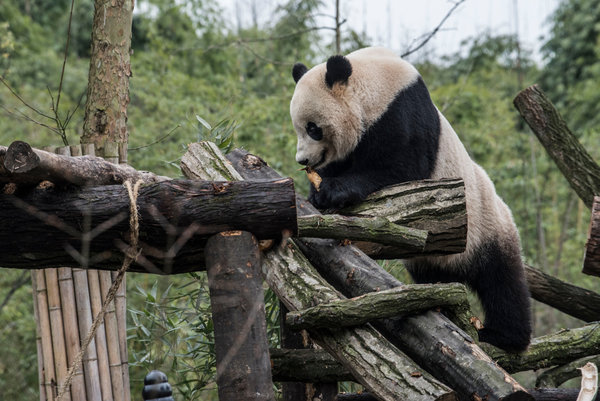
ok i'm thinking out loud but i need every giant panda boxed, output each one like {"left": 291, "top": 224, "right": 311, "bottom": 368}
{"left": 290, "top": 47, "right": 532, "bottom": 352}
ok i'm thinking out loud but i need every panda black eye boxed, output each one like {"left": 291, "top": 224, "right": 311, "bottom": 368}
{"left": 306, "top": 122, "right": 323, "bottom": 141}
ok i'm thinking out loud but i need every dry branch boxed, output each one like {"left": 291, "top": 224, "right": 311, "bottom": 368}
{"left": 483, "top": 323, "right": 600, "bottom": 373}
{"left": 1, "top": 141, "right": 168, "bottom": 186}
{"left": 185, "top": 142, "right": 457, "bottom": 401}
{"left": 0, "top": 178, "right": 296, "bottom": 273}
{"left": 583, "top": 196, "right": 600, "bottom": 277}
{"left": 513, "top": 85, "right": 600, "bottom": 208}
{"left": 226, "top": 149, "right": 532, "bottom": 401}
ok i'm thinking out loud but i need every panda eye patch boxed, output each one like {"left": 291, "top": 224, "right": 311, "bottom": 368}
{"left": 306, "top": 122, "right": 323, "bottom": 141}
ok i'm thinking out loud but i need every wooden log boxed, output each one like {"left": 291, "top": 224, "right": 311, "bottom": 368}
{"left": 513, "top": 85, "right": 600, "bottom": 209}
{"left": 483, "top": 323, "right": 600, "bottom": 373}
{"left": 57, "top": 268, "right": 87, "bottom": 401}
{"left": 341, "top": 178, "right": 468, "bottom": 257}
{"left": 270, "top": 348, "right": 354, "bottom": 382}
{"left": 205, "top": 231, "right": 275, "bottom": 401}
{"left": 87, "top": 270, "right": 113, "bottom": 400}
{"left": 0, "top": 178, "right": 297, "bottom": 273}
{"left": 71, "top": 268, "right": 103, "bottom": 401}
{"left": 285, "top": 283, "right": 471, "bottom": 331}
{"left": 536, "top": 355, "right": 600, "bottom": 388}
{"left": 297, "top": 214, "right": 428, "bottom": 251}
{"left": 583, "top": 196, "right": 600, "bottom": 277}
{"left": 336, "top": 390, "right": 581, "bottom": 401}
{"left": 186, "top": 143, "right": 457, "bottom": 401}
{"left": 226, "top": 149, "right": 532, "bottom": 401}
{"left": 524, "top": 264, "right": 600, "bottom": 322}
{"left": 1, "top": 140, "right": 169, "bottom": 185}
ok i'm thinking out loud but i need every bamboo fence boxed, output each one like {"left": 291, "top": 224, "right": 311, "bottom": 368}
{"left": 32, "top": 142, "right": 130, "bottom": 401}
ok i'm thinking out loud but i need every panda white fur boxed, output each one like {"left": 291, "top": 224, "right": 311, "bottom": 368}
{"left": 290, "top": 47, "right": 532, "bottom": 352}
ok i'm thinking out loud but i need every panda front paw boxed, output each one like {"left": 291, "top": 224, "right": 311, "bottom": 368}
{"left": 309, "top": 177, "right": 362, "bottom": 210}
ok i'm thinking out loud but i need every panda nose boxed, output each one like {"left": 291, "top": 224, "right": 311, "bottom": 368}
{"left": 298, "top": 158, "right": 309, "bottom": 166}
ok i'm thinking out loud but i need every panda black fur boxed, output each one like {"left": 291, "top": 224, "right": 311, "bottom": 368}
{"left": 290, "top": 47, "right": 532, "bottom": 352}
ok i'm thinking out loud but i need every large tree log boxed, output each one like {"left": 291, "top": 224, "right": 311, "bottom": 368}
{"left": 205, "top": 231, "right": 275, "bottom": 401}
{"left": 226, "top": 149, "right": 532, "bottom": 401}
{"left": 0, "top": 179, "right": 296, "bottom": 273}
{"left": 524, "top": 264, "right": 600, "bottom": 322}
{"left": 336, "top": 390, "right": 581, "bottom": 401}
{"left": 183, "top": 142, "right": 457, "bottom": 401}
{"left": 483, "top": 323, "right": 600, "bottom": 373}
{"left": 583, "top": 196, "right": 600, "bottom": 277}
{"left": 269, "top": 348, "right": 354, "bottom": 383}
{"left": 1, "top": 141, "right": 168, "bottom": 186}
{"left": 513, "top": 85, "right": 600, "bottom": 209}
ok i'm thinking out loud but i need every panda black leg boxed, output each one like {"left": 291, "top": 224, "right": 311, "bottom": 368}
{"left": 470, "top": 242, "right": 532, "bottom": 352}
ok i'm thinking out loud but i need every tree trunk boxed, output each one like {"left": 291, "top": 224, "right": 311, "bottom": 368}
{"left": 483, "top": 323, "right": 600, "bottom": 373}
{"left": 205, "top": 231, "right": 275, "bottom": 401}
{"left": 226, "top": 149, "right": 532, "bottom": 401}
{"left": 0, "top": 179, "right": 296, "bottom": 273}
{"left": 524, "top": 264, "right": 600, "bottom": 322}
{"left": 513, "top": 85, "right": 600, "bottom": 209}
{"left": 1, "top": 141, "right": 168, "bottom": 186}
{"left": 583, "top": 196, "right": 600, "bottom": 277}
{"left": 82, "top": 0, "right": 133, "bottom": 154}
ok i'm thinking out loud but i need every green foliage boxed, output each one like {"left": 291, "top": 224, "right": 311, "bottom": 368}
{"left": 195, "top": 115, "right": 238, "bottom": 153}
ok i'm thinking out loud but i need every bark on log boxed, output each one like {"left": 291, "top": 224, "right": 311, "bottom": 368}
{"left": 297, "top": 214, "right": 428, "bottom": 251}
{"left": 1, "top": 141, "right": 168, "bottom": 186}
{"left": 524, "top": 264, "right": 600, "bottom": 322}
{"left": 483, "top": 323, "right": 600, "bottom": 373}
{"left": 583, "top": 196, "right": 600, "bottom": 277}
{"left": 186, "top": 143, "right": 457, "bottom": 401}
{"left": 270, "top": 348, "right": 354, "bottom": 382}
{"left": 285, "top": 283, "right": 472, "bottom": 332}
{"left": 226, "top": 149, "right": 532, "bottom": 401}
{"left": 205, "top": 231, "right": 275, "bottom": 401}
{"left": 536, "top": 355, "right": 600, "bottom": 388}
{"left": 0, "top": 179, "right": 296, "bottom": 273}
{"left": 341, "top": 178, "right": 468, "bottom": 257}
{"left": 513, "top": 85, "right": 600, "bottom": 209}
{"left": 336, "top": 390, "right": 581, "bottom": 401}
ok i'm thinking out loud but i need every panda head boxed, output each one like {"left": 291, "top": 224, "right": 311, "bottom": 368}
{"left": 290, "top": 47, "right": 420, "bottom": 169}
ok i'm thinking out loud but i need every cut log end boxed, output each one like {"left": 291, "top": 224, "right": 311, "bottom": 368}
{"left": 5, "top": 140, "right": 41, "bottom": 173}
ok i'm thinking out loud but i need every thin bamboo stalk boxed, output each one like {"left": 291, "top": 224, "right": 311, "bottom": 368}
{"left": 58, "top": 268, "right": 87, "bottom": 401}
{"left": 55, "top": 146, "right": 71, "bottom": 156}
{"left": 118, "top": 142, "right": 127, "bottom": 164}
{"left": 45, "top": 269, "right": 71, "bottom": 401}
{"left": 100, "top": 272, "right": 125, "bottom": 401}
{"left": 81, "top": 143, "right": 95, "bottom": 157}
{"left": 31, "top": 272, "right": 47, "bottom": 401}
{"left": 69, "top": 145, "right": 82, "bottom": 157}
{"left": 112, "top": 271, "right": 130, "bottom": 401}
{"left": 35, "top": 269, "right": 56, "bottom": 401}
{"left": 87, "top": 270, "right": 113, "bottom": 400}
{"left": 103, "top": 141, "right": 119, "bottom": 164}
{"left": 71, "top": 268, "right": 102, "bottom": 401}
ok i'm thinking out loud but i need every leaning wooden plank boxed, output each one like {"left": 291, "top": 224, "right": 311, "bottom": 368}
{"left": 285, "top": 283, "right": 473, "bottom": 335}
{"left": 0, "top": 141, "right": 169, "bottom": 186}
{"left": 513, "top": 85, "right": 600, "bottom": 209}
{"left": 182, "top": 142, "right": 457, "bottom": 401}
{"left": 583, "top": 196, "right": 600, "bottom": 277}
{"left": 226, "top": 148, "right": 533, "bottom": 401}
{"left": 0, "top": 178, "right": 296, "bottom": 273}
{"left": 483, "top": 323, "right": 600, "bottom": 373}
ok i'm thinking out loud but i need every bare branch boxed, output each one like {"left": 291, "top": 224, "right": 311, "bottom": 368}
{"left": 0, "top": 270, "right": 29, "bottom": 314}
{"left": 401, "top": 0, "right": 465, "bottom": 58}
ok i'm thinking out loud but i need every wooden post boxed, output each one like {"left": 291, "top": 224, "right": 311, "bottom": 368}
{"left": 205, "top": 231, "right": 275, "bottom": 401}
{"left": 583, "top": 196, "right": 600, "bottom": 277}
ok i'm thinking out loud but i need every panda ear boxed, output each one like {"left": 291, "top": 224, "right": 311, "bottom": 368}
{"left": 325, "top": 55, "right": 352, "bottom": 88}
{"left": 292, "top": 63, "right": 308, "bottom": 83}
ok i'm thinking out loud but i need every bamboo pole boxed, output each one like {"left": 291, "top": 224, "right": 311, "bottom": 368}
{"left": 31, "top": 272, "right": 47, "bottom": 401}
{"left": 87, "top": 270, "right": 113, "bottom": 399}
{"left": 99, "top": 271, "right": 125, "bottom": 401}
{"left": 72, "top": 268, "right": 103, "bottom": 401}
{"left": 112, "top": 270, "right": 130, "bottom": 401}
{"left": 58, "top": 268, "right": 87, "bottom": 401}
{"left": 45, "top": 268, "right": 72, "bottom": 401}
{"left": 103, "top": 141, "right": 119, "bottom": 164}
{"left": 35, "top": 269, "right": 57, "bottom": 400}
